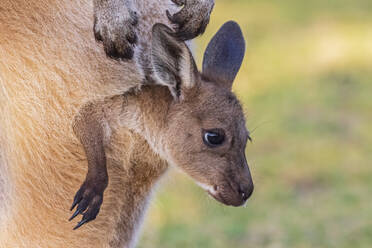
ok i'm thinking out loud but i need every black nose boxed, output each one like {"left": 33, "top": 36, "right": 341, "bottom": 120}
{"left": 238, "top": 183, "right": 254, "bottom": 201}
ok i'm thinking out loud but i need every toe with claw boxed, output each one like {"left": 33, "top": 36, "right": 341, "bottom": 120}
{"left": 69, "top": 179, "right": 107, "bottom": 230}
{"left": 94, "top": 8, "right": 139, "bottom": 60}
{"left": 167, "top": 0, "right": 215, "bottom": 41}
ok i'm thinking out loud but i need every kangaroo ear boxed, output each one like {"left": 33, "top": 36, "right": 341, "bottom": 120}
{"left": 202, "top": 21, "right": 246, "bottom": 90}
{"left": 151, "top": 23, "right": 198, "bottom": 100}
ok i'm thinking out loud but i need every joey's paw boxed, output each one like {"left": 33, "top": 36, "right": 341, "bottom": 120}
{"left": 69, "top": 180, "right": 106, "bottom": 230}
{"left": 94, "top": 9, "right": 138, "bottom": 60}
{"left": 167, "top": 0, "right": 214, "bottom": 41}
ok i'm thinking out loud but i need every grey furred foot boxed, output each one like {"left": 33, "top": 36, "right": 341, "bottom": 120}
{"left": 94, "top": 0, "right": 138, "bottom": 59}
{"left": 167, "top": 0, "right": 215, "bottom": 41}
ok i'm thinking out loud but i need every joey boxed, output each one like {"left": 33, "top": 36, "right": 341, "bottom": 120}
{"left": 70, "top": 21, "right": 254, "bottom": 233}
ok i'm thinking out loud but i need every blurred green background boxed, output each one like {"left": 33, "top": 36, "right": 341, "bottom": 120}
{"left": 138, "top": 0, "right": 372, "bottom": 247}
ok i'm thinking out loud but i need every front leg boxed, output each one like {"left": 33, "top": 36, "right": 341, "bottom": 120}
{"left": 94, "top": 0, "right": 138, "bottom": 59}
{"left": 167, "top": 0, "right": 215, "bottom": 40}
{"left": 69, "top": 102, "right": 110, "bottom": 229}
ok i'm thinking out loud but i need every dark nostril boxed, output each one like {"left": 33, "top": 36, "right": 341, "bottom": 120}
{"left": 238, "top": 187, "right": 247, "bottom": 201}
{"left": 238, "top": 184, "right": 254, "bottom": 201}
{"left": 241, "top": 191, "right": 247, "bottom": 200}
{"left": 213, "top": 185, "right": 218, "bottom": 192}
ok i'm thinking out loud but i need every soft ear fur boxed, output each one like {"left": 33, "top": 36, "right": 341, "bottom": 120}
{"left": 202, "top": 21, "right": 246, "bottom": 90}
{"left": 151, "top": 23, "right": 198, "bottom": 100}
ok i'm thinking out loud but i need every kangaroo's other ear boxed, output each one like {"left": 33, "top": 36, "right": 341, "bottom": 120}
{"left": 151, "top": 23, "right": 198, "bottom": 100}
{"left": 202, "top": 21, "right": 246, "bottom": 90}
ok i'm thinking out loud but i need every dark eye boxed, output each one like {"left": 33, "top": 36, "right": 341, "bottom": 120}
{"left": 203, "top": 129, "right": 225, "bottom": 147}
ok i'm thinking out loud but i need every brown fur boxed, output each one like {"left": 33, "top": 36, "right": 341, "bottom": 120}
{"left": 0, "top": 1, "right": 250, "bottom": 248}
{"left": 0, "top": 0, "right": 174, "bottom": 247}
{"left": 68, "top": 22, "right": 253, "bottom": 246}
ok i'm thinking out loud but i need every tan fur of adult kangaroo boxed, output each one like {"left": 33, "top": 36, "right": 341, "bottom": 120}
{"left": 0, "top": 2, "right": 175, "bottom": 246}
{"left": 0, "top": 2, "right": 252, "bottom": 248}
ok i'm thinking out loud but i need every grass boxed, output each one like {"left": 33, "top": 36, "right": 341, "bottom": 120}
{"left": 138, "top": 0, "right": 372, "bottom": 247}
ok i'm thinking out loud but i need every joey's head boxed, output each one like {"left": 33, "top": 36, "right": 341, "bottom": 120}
{"left": 151, "top": 21, "right": 253, "bottom": 207}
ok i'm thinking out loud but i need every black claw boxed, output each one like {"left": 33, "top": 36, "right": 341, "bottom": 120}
{"left": 73, "top": 219, "right": 88, "bottom": 230}
{"left": 130, "top": 11, "right": 139, "bottom": 26}
{"left": 94, "top": 31, "right": 103, "bottom": 42}
{"left": 70, "top": 198, "right": 79, "bottom": 211}
{"left": 166, "top": 10, "right": 175, "bottom": 23}
{"left": 170, "top": 0, "right": 185, "bottom": 6}
{"left": 69, "top": 209, "right": 81, "bottom": 221}
{"left": 70, "top": 203, "right": 76, "bottom": 212}
{"left": 93, "top": 17, "right": 103, "bottom": 42}
{"left": 82, "top": 212, "right": 97, "bottom": 223}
